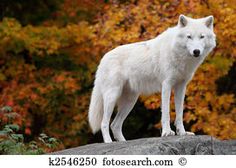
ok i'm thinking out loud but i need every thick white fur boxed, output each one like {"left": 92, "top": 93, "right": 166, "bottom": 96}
{"left": 88, "top": 15, "right": 216, "bottom": 143}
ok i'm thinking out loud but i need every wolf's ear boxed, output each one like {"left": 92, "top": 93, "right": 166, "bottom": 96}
{"left": 205, "top": 15, "right": 214, "bottom": 29}
{"left": 178, "top": 14, "right": 188, "bottom": 27}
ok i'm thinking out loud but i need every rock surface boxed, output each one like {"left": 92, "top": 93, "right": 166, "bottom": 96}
{"left": 52, "top": 135, "right": 236, "bottom": 155}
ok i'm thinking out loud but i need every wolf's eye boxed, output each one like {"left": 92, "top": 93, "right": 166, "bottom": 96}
{"left": 187, "top": 35, "right": 192, "bottom": 39}
{"left": 200, "top": 35, "right": 205, "bottom": 39}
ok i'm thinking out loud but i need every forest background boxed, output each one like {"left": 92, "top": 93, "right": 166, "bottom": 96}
{"left": 0, "top": 0, "right": 235, "bottom": 154}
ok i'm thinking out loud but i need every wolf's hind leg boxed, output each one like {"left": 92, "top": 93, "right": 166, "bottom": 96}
{"left": 111, "top": 88, "right": 138, "bottom": 141}
{"left": 102, "top": 87, "right": 122, "bottom": 143}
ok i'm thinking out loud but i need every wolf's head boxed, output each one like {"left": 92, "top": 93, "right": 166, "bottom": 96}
{"left": 174, "top": 15, "right": 216, "bottom": 58}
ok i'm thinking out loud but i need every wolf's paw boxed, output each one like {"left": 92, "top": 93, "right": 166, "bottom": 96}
{"left": 104, "top": 139, "right": 113, "bottom": 143}
{"left": 177, "top": 131, "right": 195, "bottom": 136}
{"left": 161, "top": 129, "right": 175, "bottom": 137}
{"left": 186, "top": 131, "right": 195, "bottom": 135}
{"left": 103, "top": 136, "right": 113, "bottom": 143}
{"left": 113, "top": 134, "right": 126, "bottom": 142}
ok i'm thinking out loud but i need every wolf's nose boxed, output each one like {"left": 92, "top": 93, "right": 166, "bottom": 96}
{"left": 193, "top": 49, "right": 200, "bottom": 57}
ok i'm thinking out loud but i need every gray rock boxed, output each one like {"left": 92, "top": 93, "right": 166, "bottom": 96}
{"left": 51, "top": 135, "right": 236, "bottom": 155}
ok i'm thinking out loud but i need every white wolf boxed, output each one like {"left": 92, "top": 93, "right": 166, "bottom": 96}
{"left": 88, "top": 14, "right": 216, "bottom": 143}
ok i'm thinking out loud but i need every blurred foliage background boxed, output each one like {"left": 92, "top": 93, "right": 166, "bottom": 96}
{"left": 0, "top": 0, "right": 235, "bottom": 154}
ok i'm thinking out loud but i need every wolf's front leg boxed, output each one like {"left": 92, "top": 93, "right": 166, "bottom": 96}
{"left": 161, "top": 81, "right": 175, "bottom": 136}
{"left": 174, "top": 82, "right": 194, "bottom": 136}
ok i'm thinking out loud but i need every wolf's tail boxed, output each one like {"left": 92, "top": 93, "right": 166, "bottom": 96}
{"left": 88, "top": 85, "right": 103, "bottom": 134}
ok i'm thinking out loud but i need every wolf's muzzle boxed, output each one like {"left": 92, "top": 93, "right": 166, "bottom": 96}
{"left": 193, "top": 49, "right": 200, "bottom": 57}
